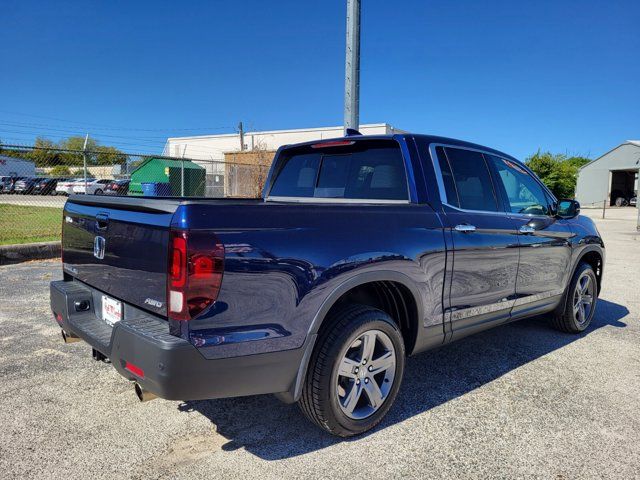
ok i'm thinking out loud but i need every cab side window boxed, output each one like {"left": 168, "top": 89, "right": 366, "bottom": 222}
{"left": 487, "top": 155, "right": 550, "bottom": 215}
{"left": 436, "top": 147, "right": 498, "bottom": 212}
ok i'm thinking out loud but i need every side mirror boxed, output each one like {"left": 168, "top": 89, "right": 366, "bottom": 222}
{"left": 557, "top": 199, "right": 580, "bottom": 218}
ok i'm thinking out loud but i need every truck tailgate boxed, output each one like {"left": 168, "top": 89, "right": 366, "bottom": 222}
{"left": 62, "top": 197, "right": 180, "bottom": 316}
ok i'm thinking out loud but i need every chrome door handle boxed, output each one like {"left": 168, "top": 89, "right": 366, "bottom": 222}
{"left": 519, "top": 225, "right": 536, "bottom": 234}
{"left": 454, "top": 224, "right": 476, "bottom": 233}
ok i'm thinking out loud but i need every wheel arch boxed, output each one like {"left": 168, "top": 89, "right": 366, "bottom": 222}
{"left": 574, "top": 247, "right": 604, "bottom": 294}
{"left": 283, "top": 271, "right": 424, "bottom": 403}
{"left": 554, "top": 245, "right": 604, "bottom": 319}
{"left": 308, "top": 271, "right": 423, "bottom": 350}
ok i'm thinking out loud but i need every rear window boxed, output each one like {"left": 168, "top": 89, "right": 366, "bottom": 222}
{"left": 268, "top": 140, "right": 408, "bottom": 200}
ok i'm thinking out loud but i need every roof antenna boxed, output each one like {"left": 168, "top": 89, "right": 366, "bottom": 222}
{"left": 345, "top": 128, "right": 362, "bottom": 136}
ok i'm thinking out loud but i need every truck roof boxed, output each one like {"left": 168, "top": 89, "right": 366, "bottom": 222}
{"left": 280, "top": 132, "right": 520, "bottom": 163}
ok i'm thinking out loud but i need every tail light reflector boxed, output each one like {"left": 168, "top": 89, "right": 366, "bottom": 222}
{"left": 125, "top": 361, "right": 144, "bottom": 378}
{"left": 168, "top": 229, "right": 224, "bottom": 321}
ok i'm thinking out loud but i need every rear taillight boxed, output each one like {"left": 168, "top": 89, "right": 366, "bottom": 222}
{"left": 168, "top": 229, "right": 224, "bottom": 321}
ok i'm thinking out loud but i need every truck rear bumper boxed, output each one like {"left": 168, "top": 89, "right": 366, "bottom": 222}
{"left": 50, "top": 279, "right": 303, "bottom": 401}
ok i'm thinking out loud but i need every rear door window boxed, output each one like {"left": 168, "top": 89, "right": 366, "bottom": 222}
{"left": 438, "top": 147, "right": 498, "bottom": 212}
{"left": 269, "top": 140, "right": 408, "bottom": 200}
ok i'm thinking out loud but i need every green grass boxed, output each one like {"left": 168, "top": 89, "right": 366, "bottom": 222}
{"left": 0, "top": 204, "right": 62, "bottom": 245}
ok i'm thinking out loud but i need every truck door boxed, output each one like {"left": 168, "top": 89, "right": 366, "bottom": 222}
{"left": 484, "top": 155, "right": 573, "bottom": 317}
{"left": 432, "top": 146, "right": 519, "bottom": 341}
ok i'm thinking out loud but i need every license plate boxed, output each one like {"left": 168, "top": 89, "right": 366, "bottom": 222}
{"left": 102, "top": 295, "right": 122, "bottom": 326}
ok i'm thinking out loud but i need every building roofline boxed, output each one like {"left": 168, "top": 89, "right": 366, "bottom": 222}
{"left": 578, "top": 141, "right": 640, "bottom": 171}
{"left": 166, "top": 123, "right": 397, "bottom": 142}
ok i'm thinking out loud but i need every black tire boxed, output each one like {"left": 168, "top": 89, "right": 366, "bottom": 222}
{"left": 299, "top": 304, "right": 405, "bottom": 437}
{"left": 552, "top": 262, "right": 598, "bottom": 333}
{"left": 94, "top": 189, "right": 103, "bottom": 195}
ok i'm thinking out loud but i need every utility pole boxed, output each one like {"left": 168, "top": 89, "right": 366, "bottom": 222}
{"left": 82, "top": 133, "right": 89, "bottom": 191}
{"left": 238, "top": 121, "right": 245, "bottom": 151}
{"left": 344, "top": 0, "right": 361, "bottom": 134}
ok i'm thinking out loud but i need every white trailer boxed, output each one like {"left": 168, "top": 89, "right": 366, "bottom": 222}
{"left": 0, "top": 155, "right": 36, "bottom": 177}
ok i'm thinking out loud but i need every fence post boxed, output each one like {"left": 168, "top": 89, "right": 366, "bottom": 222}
{"left": 82, "top": 133, "right": 89, "bottom": 191}
{"left": 602, "top": 199, "right": 606, "bottom": 219}
{"left": 181, "top": 159, "right": 185, "bottom": 197}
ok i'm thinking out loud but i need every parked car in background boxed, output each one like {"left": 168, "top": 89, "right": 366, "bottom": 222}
{"left": 103, "top": 179, "right": 130, "bottom": 196}
{"left": 630, "top": 193, "right": 637, "bottom": 207}
{"left": 73, "top": 178, "right": 112, "bottom": 195}
{"left": 0, "top": 176, "right": 14, "bottom": 193}
{"left": 52, "top": 132, "right": 605, "bottom": 437}
{"left": 13, "top": 177, "right": 42, "bottom": 194}
{"left": 612, "top": 188, "right": 636, "bottom": 207}
{"left": 32, "top": 177, "right": 64, "bottom": 195}
{"left": 55, "top": 179, "right": 84, "bottom": 196}
{"left": 1, "top": 176, "right": 25, "bottom": 194}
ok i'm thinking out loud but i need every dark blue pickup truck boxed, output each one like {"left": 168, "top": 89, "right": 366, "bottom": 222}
{"left": 51, "top": 133, "right": 604, "bottom": 436}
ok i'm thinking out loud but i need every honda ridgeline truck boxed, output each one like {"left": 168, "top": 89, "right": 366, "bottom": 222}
{"left": 51, "top": 133, "right": 604, "bottom": 436}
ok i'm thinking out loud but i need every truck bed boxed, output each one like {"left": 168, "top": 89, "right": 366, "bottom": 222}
{"left": 67, "top": 194, "right": 264, "bottom": 213}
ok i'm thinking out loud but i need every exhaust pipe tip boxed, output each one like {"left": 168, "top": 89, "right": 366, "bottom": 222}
{"left": 61, "top": 329, "right": 81, "bottom": 344}
{"left": 134, "top": 382, "right": 157, "bottom": 402}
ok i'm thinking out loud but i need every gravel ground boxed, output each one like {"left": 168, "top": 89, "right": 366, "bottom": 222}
{"left": 0, "top": 208, "right": 638, "bottom": 479}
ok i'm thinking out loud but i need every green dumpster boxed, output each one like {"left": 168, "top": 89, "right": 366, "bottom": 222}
{"left": 128, "top": 158, "right": 205, "bottom": 197}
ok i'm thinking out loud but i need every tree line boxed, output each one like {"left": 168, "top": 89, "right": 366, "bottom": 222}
{"left": 0, "top": 136, "right": 128, "bottom": 168}
{"left": 525, "top": 151, "right": 590, "bottom": 199}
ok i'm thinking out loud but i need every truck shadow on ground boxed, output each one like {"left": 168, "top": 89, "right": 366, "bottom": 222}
{"left": 177, "top": 299, "right": 628, "bottom": 460}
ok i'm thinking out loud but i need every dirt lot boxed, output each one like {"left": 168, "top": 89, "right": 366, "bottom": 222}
{"left": 0, "top": 208, "right": 638, "bottom": 479}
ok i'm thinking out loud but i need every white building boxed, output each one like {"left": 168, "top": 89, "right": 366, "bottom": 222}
{"left": 163, "top": 123, "right": 405, "bottom": 175}
{"left": 0, "top": 155, "right": 36, "bottom": 177}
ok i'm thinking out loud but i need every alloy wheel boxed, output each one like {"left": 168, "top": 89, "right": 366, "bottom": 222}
{"left": 573, "top": 272, "right": 594, "bottom": 326}
{"left": 335, "top": 329, "right": 397, "bottom": 420}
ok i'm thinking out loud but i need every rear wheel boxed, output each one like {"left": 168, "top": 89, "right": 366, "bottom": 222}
{"left": 299, "top": 305, "right": 405, "bottom": 437}
{"left": 94, "top": 189, "right": 103, "bottom": 195}
{"left": 552, "top": 262, "right": 598, "bottom": 333}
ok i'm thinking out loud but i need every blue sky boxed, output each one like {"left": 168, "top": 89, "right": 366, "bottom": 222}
{"left": 1, "top": 0, "right": 638, "bottom": 159}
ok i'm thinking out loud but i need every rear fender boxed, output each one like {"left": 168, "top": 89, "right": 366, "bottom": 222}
{"left": 282, "top": 270, "right": 425, "bottom": 403}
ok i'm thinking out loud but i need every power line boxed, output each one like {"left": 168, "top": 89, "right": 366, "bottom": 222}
{"left": 0, "top": 121, "right": 186, "bottom": 140}
{"left": 0, "top": 109, "right": 234, "bottom": 132}
{"left": 0, "top": 143, "right": 268, "bottom": 167}
{"left": 0, "top": 131, "right": 231, "bottom": 157}
{"left": 0, "top": 122, "right": 175, "bottom": 144}
{"left": 0, "top": 128, "right": 166, "bottom": 150}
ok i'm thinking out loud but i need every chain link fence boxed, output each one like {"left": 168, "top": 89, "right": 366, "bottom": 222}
{"left": 0, "top": 144, "right": 271, "bottom": 245}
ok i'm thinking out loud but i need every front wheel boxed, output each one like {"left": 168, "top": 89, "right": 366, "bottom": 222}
{"left": 552, "top": 262, "right": 598, "bottom": 333}
{"left": 299, "top": 305, "right": 405, "bottom": 437}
